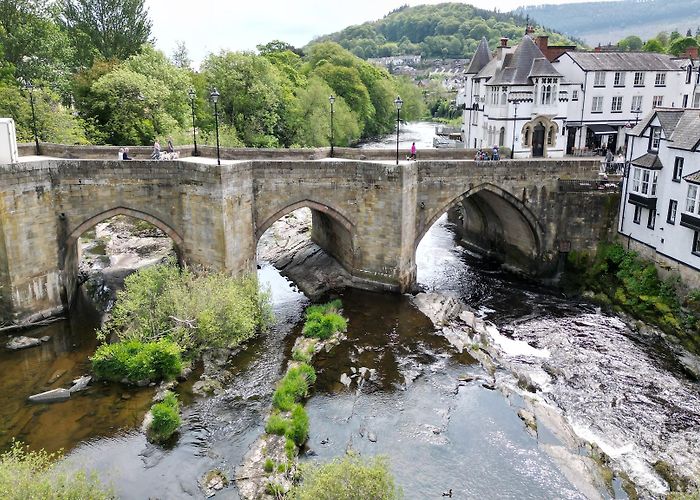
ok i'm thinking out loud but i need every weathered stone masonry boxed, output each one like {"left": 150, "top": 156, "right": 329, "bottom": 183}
{"left": 0, "top": 157, "right": 608, "bottom": 323}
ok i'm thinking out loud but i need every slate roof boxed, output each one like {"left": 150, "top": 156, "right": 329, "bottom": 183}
{"left": 488, "top": 35, "right": 562, "bottom": 86}
{"left": 474, "top": 53, "right": 500, "bottom": 80}
{"left": 561, "top": 51, "right": 683, "bottom": 71}
{"left": 466, "top": 38, "right": 491, "bottom": 75}
{"left": 631, "top": 153, "right": 664, "bottom": 170}
{"left": 666, "top": 109, "right": 700, "bottom": 150}
{"left": 628, "top": 108, "right": 683, "bottom": 137}
{"left": 684, "top": 171, "right": 700, "bottom": 185}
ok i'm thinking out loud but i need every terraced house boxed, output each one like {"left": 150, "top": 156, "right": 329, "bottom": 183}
{"left": 620, "top": 108, "right": 700, "bottom": 287}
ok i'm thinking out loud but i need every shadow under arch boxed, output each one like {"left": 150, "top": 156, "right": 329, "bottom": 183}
{"left": 66, "top": 206, "right": 185, "bottom": 250}
{"left": 255, "top": 199, "right": 354, "bottom": 243}
{"left": 415, "top": 183, "right": 545, "bottom": 273}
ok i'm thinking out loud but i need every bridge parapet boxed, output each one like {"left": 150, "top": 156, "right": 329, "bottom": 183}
{"left": 0, "top": 156, "right": 608, "bottom": 325}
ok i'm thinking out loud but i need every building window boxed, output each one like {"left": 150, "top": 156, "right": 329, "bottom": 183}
{"left": 631, "top": 95, "right": 643, "bottom": 112}
{"left": 695, "top": 93, "right": 700, "bottom": 108}
{"left": 591, "top": 96, "right": 604, "bottom": 113}
{"left": 572, "top": 89, "right": 578, "bottom": 101}
{"left": 547, "top": 127, "right": 554, "bottom": 146}
{"left": 655, "top": 72, "right": 666, "bottom": 86}
{"left": 541, "top": 84, "right": 552, "bottom": 104}
{"left": 687, "top": 65, "right": 693, "bottom": 84}
{"left": 614, "top": 72, "right": 625, "bottom": 86}
{"left": 631, "top": 167, "right": 657, "bottom": 196}
{"left": 641, "top": 169, "right": 651, "bottom": 194}
{"left": 501, "top": 88, "right": 507, "bottom": 105}
{"left": 687, "top": 184, "right": 699, "bottom": 214}
{"left": 632, "top": 167, "right": 641, "bottom": 192}
{"left": 673, "top": 157, "right": 684, "bottom": 182}
{"left": 633, "top": 205, "right": 642, "bottom": 224}
{"left": 693, "top": 232, "right": 700, "bottom": 256}
{"left": 683, "top": 94, "right": 689, "bottom": 108}
{"left": 649, "top": 127, "right": 661, "bottom": 152}
{"left": 647, "top": 209, "right": 656, "bottom": 229}
{"left": 594, "top": 71, "right": 606, "bottom": 87}
{"left": 634, "top": 72, "right": 645, "bottom": 86}
{"left": 653, "top": 95, "right": 664, "bottom": 107}
{"left": 522, "top": 127, "right": 530, "bottom": 146}
{"left": 651, "top": 171, "right": 658, "bottom": 195}
{"left": 499, "top": 127, "right": 505, "bottom": 146}
{"left": 611, "top": 96, "right": 623, "bottom": 112}
{"left": 667, "top": 199, "right": 678, "bottom": 224}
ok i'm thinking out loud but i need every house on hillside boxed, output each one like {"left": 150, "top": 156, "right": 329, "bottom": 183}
{"left": 461, "top": 32, "right": 571, "bottom": 157}
{"left": 552, "top": 50, "right": 693, "bottom": 155}
{"left": 620, "top": 107, "right": 700, "bottom": 287}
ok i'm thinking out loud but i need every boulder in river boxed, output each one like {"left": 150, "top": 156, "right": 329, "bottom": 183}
{"left": 28, "top": 388, "right": 71, "bottom": 403}
{"left": 6, "top": 336, "right": 43, "bottom": 350}
{"left": 69, "top": 375, "right": 92, "bottom": 393}
{"left": 412, "top": 293, "right": 465, "bottom": 326}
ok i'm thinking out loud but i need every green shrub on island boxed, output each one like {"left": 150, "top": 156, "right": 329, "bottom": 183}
{"left": 91, "top": 338, "right": 182, "bottom": 383}
{"left": 272, "top": 363, "right": 317, "bottom": 411}
{"left": 302, "top": 300, "right": 347, "bottom": 340}
{"left": 291, "top": 453, "right": 401, "bottom": 500}
{"left": 0, "top": 440, "right": 113, "bottom": 499}
{"left": 265, "top": 405, "right": 310, "bottom": 446}
{"left": 98, "top": 262, "right": 273, "bottom": 356}
{"left": 148, "top": 391, "right": 181, "bottom": 443}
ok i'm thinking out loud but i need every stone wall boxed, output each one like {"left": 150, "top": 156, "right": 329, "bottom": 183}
{"left": 0, "top": 156, "right": 603, "bottom": 323}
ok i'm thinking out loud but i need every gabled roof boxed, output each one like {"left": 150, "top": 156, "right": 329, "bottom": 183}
{"left": 466, "top": 38, "right": 491, "bottom": 75}
{"left": 631, "top": 153, "right": 664, "bottom": 170}
{"left": 684, "top": 171, "right": 700, "bottom": 185}
{"left": 474, "top": 53, "right": 500, "bottom": 80}
{"left": 558, "top": 51, "right": 683, "bottom": 71}
{"left": 488, "top": 35, "right": 562, "bottom": 86}
{"left": 666, "top": 109, "right": 700, "bottom": 150}
{"left": 628, "top": 108, "right": 683, "bottom": 138}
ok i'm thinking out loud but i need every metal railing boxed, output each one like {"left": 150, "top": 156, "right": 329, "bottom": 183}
{"left": 558, "top": 178, "right": 621, "bottom": 192}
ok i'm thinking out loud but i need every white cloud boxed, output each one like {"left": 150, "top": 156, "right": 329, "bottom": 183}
{"left": 147, "top": 0, "right": 604, "bottom": 66}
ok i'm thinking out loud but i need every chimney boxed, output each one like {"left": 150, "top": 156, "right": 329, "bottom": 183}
{"left": 594, "top": 44, "right": 602, "bottom": 53}
{"left": 526, "top": 25, "right": 535, "bottom": 35}
{"left": 685, "top": 46, "right": 699, "bottom": 60}
{"left": 535, "top": 35, "right": 549, "bottom": 52}
{"left": 500, "top": 37, "right": 509, "bottom": 48}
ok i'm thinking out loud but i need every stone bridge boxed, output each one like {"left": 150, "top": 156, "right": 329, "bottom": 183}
{"left": 0, "top": 155, "right": 612, "bottom": 323}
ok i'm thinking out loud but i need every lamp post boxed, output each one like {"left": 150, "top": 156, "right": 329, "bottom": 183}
{"left": 210, "top": 88, "right": 221, "bottom": 166}
{"left": 633, "top": 106, "right": 642, "bottom": 125}
{"left": 23, "top": 80, "right": 39, "bottom": 155}
{"left": 507, "top": 94, "right": 521, "bottom": 159}
{"left": 394, "top": 95, "right": 403, "bottom": 165}
{"left": 188, "top": 88, "right": 199, "bottom": 156}
{"left": 329, "top": 94, "right": 335, "bottom": 158}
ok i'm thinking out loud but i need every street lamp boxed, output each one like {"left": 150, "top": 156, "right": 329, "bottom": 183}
{"left": 329, "top": 94, "right": 335, "bottom": 158}
{"left": 188, "top": 88, "right": 199, "bottom": 156}
{"left": 23, "top": 80, "right": 39, "bottom": 155}
{"left": 210, "top": 88, "right": 221, "bottom": 166}
{"left": 507, "top": 93, "right": 522, "bottom": 159}
{"left": 394, "top": 95, "right": 403, "bottom": 165}
{"left": 633, "top": 106, "right": 642, "bottom": 125}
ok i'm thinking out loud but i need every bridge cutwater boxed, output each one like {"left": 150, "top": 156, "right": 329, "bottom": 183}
{"left": 0, "top": 147, "right": 612, "bottom": 324}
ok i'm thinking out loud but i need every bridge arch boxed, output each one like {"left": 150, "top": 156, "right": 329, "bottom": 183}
{"left": 416, "top": 183, "right": 545, "bottom": 273}
{"left": 255, "top": 199, "right": 354, "bottom": 242}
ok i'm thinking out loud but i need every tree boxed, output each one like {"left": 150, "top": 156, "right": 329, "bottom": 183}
{"left": 643, "top": 38, "right": 666, "bottom": 53}
{"left": 59, "top": 0, "right": 152, "bottom": 67}
{"left": 669, "top": 37, "right": 699, "bottom": 56}
{"left": 171, "top": 41, "right": 191, "bottom": 69}
{"left": 617, "top": 35, "right": 643, "bottom": 51}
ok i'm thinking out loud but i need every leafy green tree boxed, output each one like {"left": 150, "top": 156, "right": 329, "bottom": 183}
{"left": 59, "top": 0, "right": 152, "bottom": 67}
{"left": 201, "top": 51, "right": 288, "bottom": 147}
{"left": 669, "top": 36, "right": 699, "bottom": 56}
{"left": 294, "top": 76, "right": 360, "bottom": 147}
{"left": 643, "top": 38, "right": 666, "bottom": 53}
{"left": 0, "top": 0, "right": 74, "bottom": 92}
{"left": 171, "top": 41, "right": 191, "bottom": 69}
{"left": 617, "top": 35, "right": 643, "bottom": 51}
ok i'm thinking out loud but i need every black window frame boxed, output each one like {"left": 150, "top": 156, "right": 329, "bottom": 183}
{"left": 647, "top": 208, "right": 656, "bottom": 229}
{"left": 633, "top": 205, "right": 642, "bottom": 224}
{"left": 693, "top": 231, "right": 700, "bottom": 257}
{"left": 667, "top": 199, "right": 678, "bottom": 224}
{"left": 673, "top": 157, "right": 684, "bottom": 182}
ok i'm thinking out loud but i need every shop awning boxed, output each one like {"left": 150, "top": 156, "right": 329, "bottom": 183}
{"left": 587, "top": 124, "right": 617, "bottom": 135}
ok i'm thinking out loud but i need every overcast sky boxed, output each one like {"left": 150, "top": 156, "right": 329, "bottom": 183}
{"left": 147, "top": 0, "right": 603, "bottom": 65}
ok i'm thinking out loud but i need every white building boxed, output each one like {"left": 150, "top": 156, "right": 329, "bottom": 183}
{"left": 552, "top": 51, "right": 691, "bottom": 155}
{"left": 620, "top": 107, "right": 700, "bottom": 286}
{"left": 461, "top": 35, "right": 570, "bottom": 157}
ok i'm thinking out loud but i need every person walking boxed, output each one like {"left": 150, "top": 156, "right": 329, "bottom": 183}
{"left": 410, "top": 142, "right": 417, "bottom": 160}
{"left": 151, "top": 140, "right": 161, "bottom": 160}
{"left": 167, "top": 137, "right": 174, "bottom": 153}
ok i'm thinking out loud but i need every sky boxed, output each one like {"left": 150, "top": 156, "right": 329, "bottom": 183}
{"left": 147, "top": 0, "right": 605, "bottom": 66}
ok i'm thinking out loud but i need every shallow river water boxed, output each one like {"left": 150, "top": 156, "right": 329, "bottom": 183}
{"left": 1, "top": 214, "right": 699, "bottom": 498}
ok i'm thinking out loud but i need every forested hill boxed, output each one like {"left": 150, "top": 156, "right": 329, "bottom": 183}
{"left": 310, "top": 3, "right": 579, "bottom": 59}
{"left": 516, "top": 0, "right": 700, "bottom": 45}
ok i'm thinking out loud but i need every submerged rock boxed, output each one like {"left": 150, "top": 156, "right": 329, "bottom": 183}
{"left": 47, "top": 369, "right": 67, "bottom": 385}
{"left": 412, "top": 293, "right": 465, "bottom": 326}
{"left": 28, "top": 388, "right": 71, "bottom": 403}
{"left": 6, "top": 336, "right": 42, "bottom": 350}
{"left": 69, "top": 375, "right": 92, "bottom": 393}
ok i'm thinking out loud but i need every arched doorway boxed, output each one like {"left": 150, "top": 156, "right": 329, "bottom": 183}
{"left": 533, "top": 124, "right": 545, "bottom": 157}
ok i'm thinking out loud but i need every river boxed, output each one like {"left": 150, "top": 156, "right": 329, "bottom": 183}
{"left": 1, "top": 131, "right": 699, "bottom": 498}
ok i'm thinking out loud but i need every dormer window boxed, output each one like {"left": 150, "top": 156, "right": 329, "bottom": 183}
{"left": 649, "top": 126, "right": 661, "bottom": 152}
{"left": 649, "top": 127, "right": 661, "bottom": 152}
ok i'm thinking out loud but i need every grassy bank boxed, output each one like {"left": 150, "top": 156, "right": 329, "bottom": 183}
{"left": 564, "top": 243, "right": 700, "bottom": 352}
